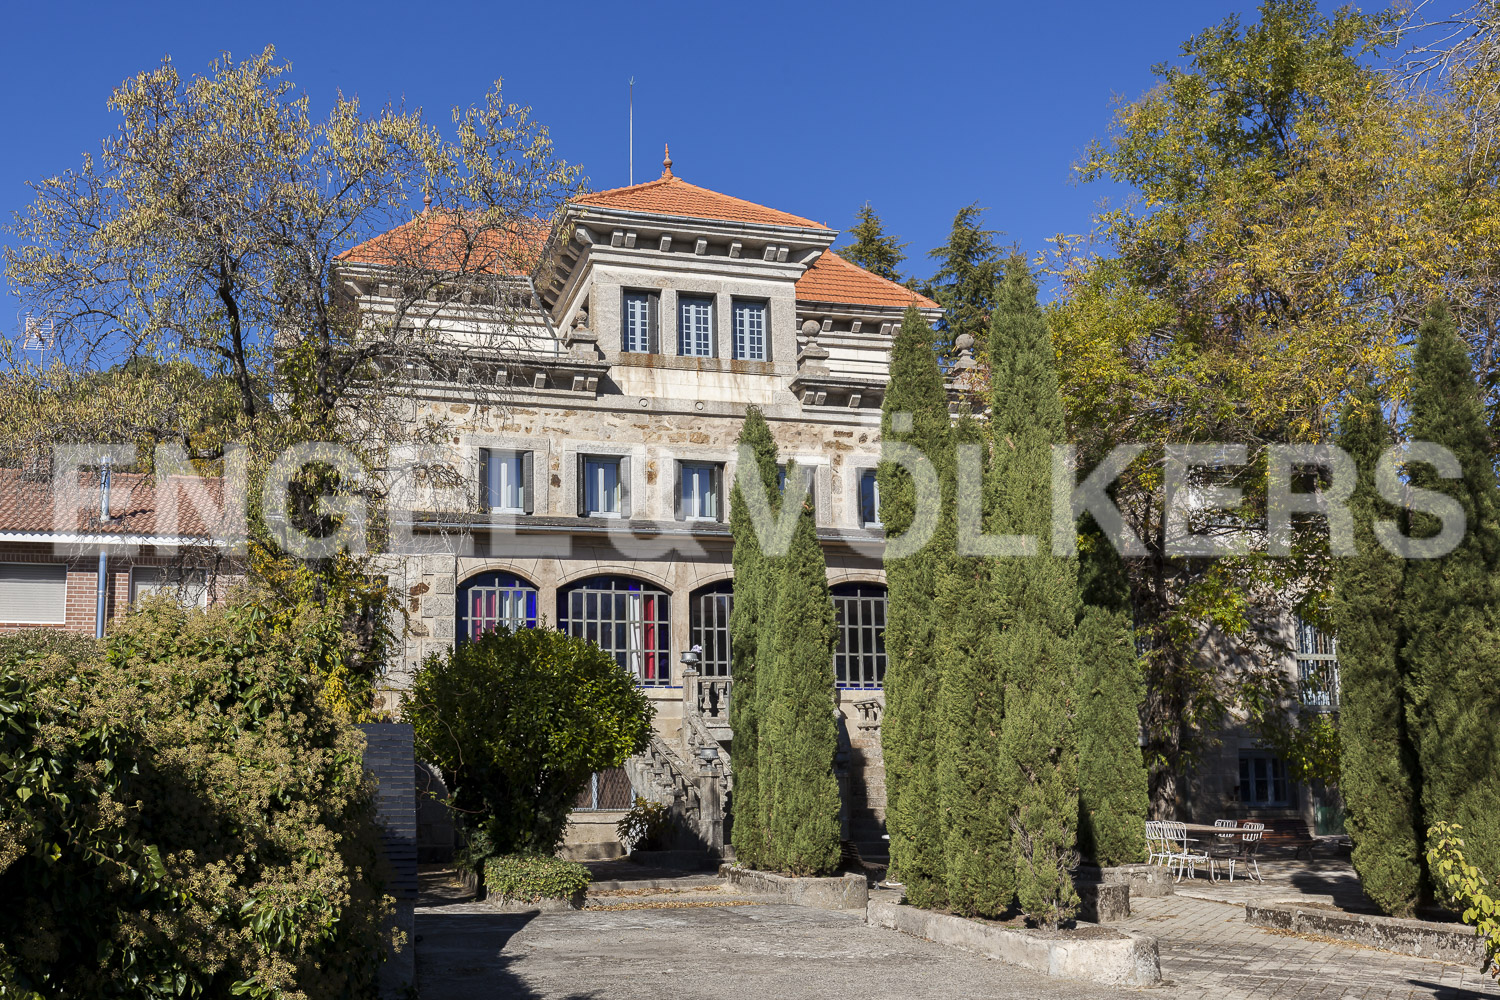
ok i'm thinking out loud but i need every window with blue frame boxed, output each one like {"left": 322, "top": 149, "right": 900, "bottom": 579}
{"left": 558, "top": 575, "right": 671, "bottom": 685}
{"left": 832, "top": 582, "right": 887, "bottom": 689}
{"left": 622, "top": 290, "right": 658, "bottom": 353}
{"left": 679, "top": 295, "right": 714, "bottom": 357}
{"left": 733, "top": 299, "right": 767, "bottom": 360}
{"left": 858, "top": 469, "right": 881, "bottom": 527}
{"left": 459, "top": 572, "right": 539, "bottom": 641}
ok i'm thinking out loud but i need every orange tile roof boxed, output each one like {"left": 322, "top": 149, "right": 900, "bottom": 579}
{"left": 576, "top": 173, "right": 827, "bottom": 230}
{"left": 796, "top": 251, "right": 940, "bottom": 310}
{"left": 339, "top": 211, "right": 547, "bottom": 275}
{"left": 0, "top": 469, "right": 229, "bottom": 538}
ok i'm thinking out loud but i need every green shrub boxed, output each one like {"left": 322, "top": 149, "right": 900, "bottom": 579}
{"left": 1427, "top": 822, "right": 1500, "bottom": 980}
{"left": 0, "top": 595, "right": 393, "bottom": 999}
{"left": 403, "top": 625, "right": 655, "bottom": 857}
{"left": 482, "top": 854, "right": 591, "bottom": 904}
{"left": 616, "top": 796, "right": 675, "bottom": 852}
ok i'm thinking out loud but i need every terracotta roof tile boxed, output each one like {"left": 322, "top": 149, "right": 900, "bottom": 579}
{"left": 576, "top": 175, "right": 827, "bottom": 230}
{"left": 796, "top": 251, "right": 939, "bottom": 310}
{"left": 339, "top": 211, "right": 547, "bottom": 275}
{"left": 0, "top": 469, "right": 230, "bottom": 539}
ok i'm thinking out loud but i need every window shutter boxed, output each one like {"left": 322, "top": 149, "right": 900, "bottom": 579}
{"left": 648, "top": 294, "right": 660, "bottom": 354}
{"left": 674, "top": 462, "right": 683, "bottom": 521}
{"left": 576, "top": 453, "right": 587, "bottom": 517}
{"left": 521, "top": 451, "right": 535, "bottom": 514}
{"left": 620, "top": 456, "right": 632, "bottom": 518}
{"left": 804, "top": 466, "right": 818, "bottom": 521}
{"left": 711, "top": 464, "right": 724, "bottom": 522}
{"left": 479, "top": 448, "right": 492, "bottom": 511}
{"left": 0, "top": 563, "right": 67, "bottom": 624}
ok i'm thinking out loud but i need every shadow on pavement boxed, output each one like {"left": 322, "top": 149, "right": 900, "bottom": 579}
{"left": 415, "top": 911, "right": 597, "bottom": 1000}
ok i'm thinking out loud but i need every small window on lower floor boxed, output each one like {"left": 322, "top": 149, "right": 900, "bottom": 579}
{"left": 130, "top": 566, "right": 209, "bottom": 609}
{"left": 1239, "top": 752, "right": 1290, "bottom": 807}
{"left": 0, "top": 563, "right": 67, "bottom": 624}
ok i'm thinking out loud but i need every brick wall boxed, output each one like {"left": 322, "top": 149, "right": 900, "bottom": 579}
{"left": 0, "top": 542, "right": 240, "bottom": 634}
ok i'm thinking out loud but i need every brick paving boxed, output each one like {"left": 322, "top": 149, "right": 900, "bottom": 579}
{"left": 1124, "top": 894, "right": 1500, "bottom": 999}
{"left": 416, "top": 865, "right": 1499, "bottom": 998}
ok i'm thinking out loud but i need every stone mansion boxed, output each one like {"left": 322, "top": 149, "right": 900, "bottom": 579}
{"left": 259, "top": 152, "right": 1345, "bottom": 854}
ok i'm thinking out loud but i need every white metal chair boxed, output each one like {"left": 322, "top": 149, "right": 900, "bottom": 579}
{"left": 1145, "top": 821, "right": 1168, "bottom": 866}
{"left": 1164, "top": 821, "right": 1208, "bottom": 881}
{"left": 1230, "top": 822, "right": 1265, "bottom": 884}
{"left": 1205, "top": 819, "right": 1240, "bottom": 882}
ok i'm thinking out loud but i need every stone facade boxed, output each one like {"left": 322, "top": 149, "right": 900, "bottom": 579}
{"left": 343, "top": 165, "right": 937, "bottom": 855}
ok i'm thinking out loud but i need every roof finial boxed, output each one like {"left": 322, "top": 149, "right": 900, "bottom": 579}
{"left": 662, "top": 144, "right": 673, "bottom": 179}
{"left": 422, "top": 181, "right": 432, "bottom": 214}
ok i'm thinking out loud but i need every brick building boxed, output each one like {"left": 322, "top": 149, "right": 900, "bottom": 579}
{"left": 0, "top": 469, "right": 238, "bottom": 635}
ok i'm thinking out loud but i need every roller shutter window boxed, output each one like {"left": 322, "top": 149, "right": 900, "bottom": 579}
{"left": 0, "top": 563, "right": 67, "bottom": 624}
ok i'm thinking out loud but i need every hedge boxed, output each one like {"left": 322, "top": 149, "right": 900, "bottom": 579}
{"left": 483, "top": 855, "right": 591, "bottom": 904}
{"left": 0, "top": 597, "right": 392, "bottom": 999}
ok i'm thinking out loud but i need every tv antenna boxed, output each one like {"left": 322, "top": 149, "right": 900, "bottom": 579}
{"left": 629, "top": 77, "right": 635, "bottom": 186}
{"left": 22, "top": 315, "right": 54, "bottom": 366}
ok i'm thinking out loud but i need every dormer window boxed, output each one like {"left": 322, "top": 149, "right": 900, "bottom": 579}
{"left": 622, "top": 290, "right": 659, "bottom": 353}
{"left": 679, "top": 295, "right": 714, "bottom": 357}
{"left": 733, "top": 300, "right": 767, "bottom": 361}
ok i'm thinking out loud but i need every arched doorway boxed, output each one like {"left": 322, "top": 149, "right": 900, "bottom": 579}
{"left": 831, "top": 581, "right": 887, "bottom": 690}
{"left": 458, "top": 571, "right": 539, "bottom": 642}
{"left": 557, "top": 575, "right": 672, "bottom": 686}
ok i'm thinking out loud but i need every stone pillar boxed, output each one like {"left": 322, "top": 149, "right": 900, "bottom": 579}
{"left": 359, "top": 723, "right": 417, "bottom": 998}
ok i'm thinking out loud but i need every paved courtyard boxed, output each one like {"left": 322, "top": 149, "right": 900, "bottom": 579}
{"left": 1120, "top": 894, "right": 1498, "bottom": 1000}
{"left": 414, "top": 869, "right": 1500, "bottom": 999}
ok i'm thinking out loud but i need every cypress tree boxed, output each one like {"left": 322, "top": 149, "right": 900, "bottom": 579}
{"left": 758, "top": 473, "right": 843, "bottom": 876}
{"left": 835, "top": 203, "right": 908, "bottom": 283}
{"left": 879, "top": 305, "right": 952, "bottom": 906}
{"left": 990, "top": 255, "right": 1081, "bottom": 928}
{"left": 1074, "top": 522, "right": 1150, "bottom": 867}
{"left": 1329, "top": 385, "right": 1422, "bottom": 915}
{"left": 727, "top": 407, "right": 781, "bottom": 869}
{"left": 1401, "top": 302, "right": 1500, "bottom": 888}
{"left": 934, "top": 412, "right": 1008, "bottom": 915}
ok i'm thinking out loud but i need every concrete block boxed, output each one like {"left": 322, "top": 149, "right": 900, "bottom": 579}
{"left": 866, "top": 899, "right": 1161, "bottom": 987}
{"left": 722, "top": 866, "right": 868, "bottom": 910}
{"left": 1245, "top": 901, "right": 1486, "bottom": 963}
{"left": 1077, "top": 882, "right": 1131, "bottom": 923}
{"left": 1101, "top": 863, "right": 1175, "bottom": 897}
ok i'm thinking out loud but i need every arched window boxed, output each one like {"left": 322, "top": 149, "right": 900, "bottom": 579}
{"left": 558, "top": 576, "right": 672, "bottom": 686}
{"left": 831, "top": 582, "right": 887, "bottom": 690}
{"left": 689, "top": 581, "right": 734, "bottom": 678}
{"left": 459, "top": 571, "right": 539, "bottom": 642}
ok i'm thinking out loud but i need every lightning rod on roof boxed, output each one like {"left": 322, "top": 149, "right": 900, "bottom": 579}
{"left": 629, "top": 77, "right": 635, "bottom": 186}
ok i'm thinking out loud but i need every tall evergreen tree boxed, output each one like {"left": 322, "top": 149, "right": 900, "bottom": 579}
{"left": 1074, "top": 521, "right": 1150, "bottom": 867}
{"left": 923, "top": 205, "right": 1004, "bottom": 361}
{"left": 1401, "top": 302, "right": 1500, "bottom": 888}
{"left": 1329, "top": 385, "right": 1422, "bottom": 915}
{"left": 727, "top": 407, "right": 781, "bottom": 868}
{"left": 758, "top": 473, "right": 843, "bottom": 876}
{"left": 835, "top": 203, "right": 908, "bottom": 283}
{"left": 990, "top": 256, "right": 1081, "bottom": 928}
{"left": 933, "top": 412, "right": 1005, "bottom": 914}
{"left": 878, "top": 306, "right": 952, "bottom": 906}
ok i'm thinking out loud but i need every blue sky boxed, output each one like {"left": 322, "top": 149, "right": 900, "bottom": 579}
{"left": 0, "top": 0, "right": 1336, "bottom": 329}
